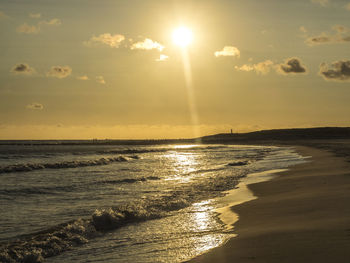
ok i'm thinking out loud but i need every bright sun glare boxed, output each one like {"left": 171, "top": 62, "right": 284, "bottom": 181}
{"left": 172, "top": 27, "right": 193, "bottom": 47}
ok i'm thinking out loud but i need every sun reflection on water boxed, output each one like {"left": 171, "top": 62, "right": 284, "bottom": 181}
{"left": 164, "top": 150, "right": 199, "bottom": 181}
{"left": 173, "top": 144, "right": 199, "bottom": 149}
{"left": 188, "top": 200, "right": 230, "bottom": 255}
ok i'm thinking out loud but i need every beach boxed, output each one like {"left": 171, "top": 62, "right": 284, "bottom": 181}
{"left": 189, "top": 144, "right": 350, "bottom": 263}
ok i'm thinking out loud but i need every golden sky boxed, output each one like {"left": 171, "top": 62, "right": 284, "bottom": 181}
{"left": 1, "top": 0, "right": 350, "bottom": 139}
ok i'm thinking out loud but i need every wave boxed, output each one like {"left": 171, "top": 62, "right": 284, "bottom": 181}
{"left": 227, "top": 160, "right": 249, "bottom": 166}
{"left": 0, "top": 176, "right": 161, "bottom": 197}
{"left": 98, "top": 148, "right": 169, "bottom": 155}
{"left": 0, "top": 160, "right": 250, "bottom": 262}
{"left": 97, "top": 145, "right": 228, "bottom": 155}
{"left": 0, "top": 194, "right": 190, "bottom": 263}
{"left": 0, "top": 156, "right": 137, "bottom": 174}
{"left": 0, "top": 164, "right": 245, "bottom": 263}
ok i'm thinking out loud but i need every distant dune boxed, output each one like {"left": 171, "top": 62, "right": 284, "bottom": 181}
{"left": 200, "top": 127, "right": 350, "bottom": 144}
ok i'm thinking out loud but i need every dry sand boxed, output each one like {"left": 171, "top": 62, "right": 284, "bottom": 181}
{"left": 189, "top": 146, "right": 350, "bottom": 263}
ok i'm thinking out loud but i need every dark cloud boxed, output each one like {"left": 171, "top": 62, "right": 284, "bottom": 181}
{"left": 306, "top": 34, "right": 350, "bottom": 45}
{"left": 307, "top": 35, "right": 332, "bottom": 44}
{"left": 278, "top": 58, "right": 307, "bottom": 74}
{"left": 27, "top": 103, "right": 44, "bottom": 110}
{"left": 47, "top": 66, "right": 72, "bottom": 78}
{"left": 11, "top": 63, "right": 35, "bottom": 75}
{"left": 319, "top": 60, "right": 350, "bottom": 82}
{"left": 306, "top": 25, "right": 350, "bottom": 46}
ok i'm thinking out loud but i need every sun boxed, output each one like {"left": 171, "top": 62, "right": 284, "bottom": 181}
{"left": 172, "top": 26, "right": 193, "bottom": 47}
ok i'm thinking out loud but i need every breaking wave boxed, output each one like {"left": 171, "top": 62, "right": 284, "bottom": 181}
{"left": 0, "top": 156, "right": 137, "bottom": 174}
{"left": 0, "top": 195, "right": 191, "bottom": 263}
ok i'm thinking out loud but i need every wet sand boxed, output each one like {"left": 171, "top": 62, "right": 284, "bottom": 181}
{"left": 189, "top": 146, "right": 350, "bottom": 263}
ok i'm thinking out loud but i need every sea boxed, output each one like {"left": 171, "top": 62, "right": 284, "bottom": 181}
{"left": 0, "top": 141, "right": 306, "bottom": 262}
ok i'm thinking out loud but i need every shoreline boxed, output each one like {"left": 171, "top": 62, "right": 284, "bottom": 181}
{"left": 188, "top": 145, "right": 350, "bottom": 263}
{"left": 215, "top": 168, "right": 288, "bottom": 232}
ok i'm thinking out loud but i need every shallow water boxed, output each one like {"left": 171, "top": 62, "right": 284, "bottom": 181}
{"left": 0, "top": 143, "right": 305, "bottom": 262}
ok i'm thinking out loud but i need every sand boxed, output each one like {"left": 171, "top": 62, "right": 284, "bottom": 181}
{"left": 188, "top": 146, "right": 350, "bottom": 263}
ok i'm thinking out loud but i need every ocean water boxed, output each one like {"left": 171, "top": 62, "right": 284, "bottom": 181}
{"left": 0, "top": 142, "right": 305, "bottom": 262}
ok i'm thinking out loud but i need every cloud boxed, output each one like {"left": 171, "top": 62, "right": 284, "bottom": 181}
{"left": 345, "top": 3, "right": 350, "bottom": 10}
{"left": 306, "top": 25, "right": 350, "bottom": 45}
{"left": 311, "top": 0, "right": 329, "bottom": 7}
{"left": 235, "top": 60, "right": 274, "bottom": 75}
{"left": 306, "top": 33, "right": 350, "bottom": 45}
{"left": 16, "top": 23, "right": 40, "bottom": 34}
{"left": 0, "top": 10, "right": 9, "bottom": 19}
{"left": 156, "top": 54, "right": 169, "bottom": 62}
{"left": 17, "top": 18, "right": 61, "bottom": 34}
{"left": 277, "top": 58, "right": 307, "bottom": 74}
{"left": 47, "top": 66, "right": 72, "bottom": 78}
{"left": 96, "top": 76, "right": 106, "bottom": 84}
{"left": 214, "top": 46, "right": 240, "bottom": 58}
{"left": 11, "top": 63, "right": 36, "bottom": 75}
{"left": 29, "top": 13, "right": 41, "bottom": 19}
{"left": 39, "top": 18, "right": 61, "bottom": 26}
{"left": 319, "top": 60, "right": 350, "bottom": 82}
{"left": 77, "top": 75, "right": 89, "bottom": 80}
{"left": 332, "top": 25, "right": 348, "bottom": 33}
{"left": 299, "top": 26, "right": 308, "bottom": 33}
{"left": 26, "top": 103, "right": 43, "bottom": 110}
{"left": 84, "top": 33, "right": 125, "bottom": 48}
{"left": 130, "top": 38, "right": 164, "bottom": 51}
{"left": 235, "top": 64, "right": 254, "bottom": 72}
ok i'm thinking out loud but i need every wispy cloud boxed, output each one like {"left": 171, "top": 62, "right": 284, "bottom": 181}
{"left": 16, "top": 23, "right": 40, "bottom": 34}
{"left": 39, "top": 18, "right": 61, "bottom": 26}
{"left": 84, "top": 33, "right": 125, "bottom": 48}
{"left": 77, "top": 75, "right": 89, "bottom": 80}
{"left": 11, "top": 63, "right": 36, "bottom": 75}
{"left": 156, "top": 54, "right": 169, "bottom": 62}
{"left": 306, "top": 25, "right": 350, "bottom": 45}
{"left": 214, "top": 46, "right": 240, "bottom": 58}
{"left": 26, "top": 103, "right": 43, "bottom": 110}
{"left": 29, "top": 13, "right": 41, "bottom": 19}
{"left": 319, "top": 60, "right": 350, "bottom": 82}
{"left": 235, "top": 60, "right": 274, "bottom": 75}
{"left": 299, "top": 26, "right": 308, "bottom": 33}
{"left": 277, "top": 58, "right": 307, "bottom": 75}
{"left": 130, "top": 38, "right": 164, "bottom": 51}
{"left": 0, "top": 10, "right": 9, "bottom": 19}
{"left": 311, "top": 0, "right": 329, "bottom": 7}
{"left": 47, "top": 66, "right": 72, "bottom": 79}
{"left": 96, "top": 76, "right": 106, "bottom": 84}
{"left": 332, "top": 25, "right": 348, "bottom": 33}
{"left": 17, "top": 18, "right": 61, "bottom": 34}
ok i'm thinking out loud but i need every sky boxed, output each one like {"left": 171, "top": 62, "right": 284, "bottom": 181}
{"left": 1, "top": 0, "right": 350, "bottom": 139}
